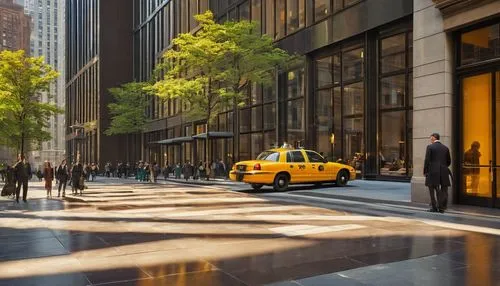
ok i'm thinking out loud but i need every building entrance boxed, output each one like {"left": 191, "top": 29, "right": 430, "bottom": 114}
{"left": 460, "top": 72, "right": 500, "bottom": 207}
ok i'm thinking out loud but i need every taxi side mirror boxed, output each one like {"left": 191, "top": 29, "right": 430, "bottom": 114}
{"left": 323, "top": 158, "right": 328, "bottom": 163}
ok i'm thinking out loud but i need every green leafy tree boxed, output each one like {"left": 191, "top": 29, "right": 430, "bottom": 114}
{"left": 105, "top": 82, "right": 150, "bottom": 136}
{"left": 0, "top": 50, "right": 61, "bottom": 156}
{"left": 149, "top": 11, "right": 293, "bottom": 164}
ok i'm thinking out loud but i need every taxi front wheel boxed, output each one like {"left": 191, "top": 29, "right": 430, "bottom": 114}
{"left": 336, "top": 170, "right": 349, "bottom": 187}
{"left": 273, "top": 173, "right": 289, "bottom": 192}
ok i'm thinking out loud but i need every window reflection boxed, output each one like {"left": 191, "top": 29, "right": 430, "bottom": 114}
{"left": 461, "top": 24, "right": 500, "bottom": 66}
{"left": 380, "top": 75, "right": 405, "bottom": 109}
{"left": 343, "top": 82, "right": 364, "bottom": 116}
{"left": 251, "top": 133, "right": 263, "bottom": 159}
{"left": 286, "top": 0, "right": 305, "bottom": 34}
{"left": 314, "top": 0, "right": 331, "bottom": 21}
{"left": 316, "top": 57, "right": 333, "bottom": 88}
{"left": 287, "top": 99, "right": 304, "bottom": 146}
{"left": 343, "top": 48, "right": 364, "bottom": 82}
{"left": 380, "top": 111, "right": 407, "bottom": 176}
{"left": 251, "top": 106, "right": 263, "bottom": 131}
{"left": 239, "top": 1, "right": 250, "bottom": 20}
{"left": 263, "top": 104, "right": 275, "bottom": 130}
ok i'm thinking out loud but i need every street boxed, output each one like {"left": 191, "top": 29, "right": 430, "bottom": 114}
{"left": 0, "top": 178, "right": 499, "bottom": 286}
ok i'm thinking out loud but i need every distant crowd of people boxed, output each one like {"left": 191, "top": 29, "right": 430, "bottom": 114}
{"left": 0, "top": 156, "right": 233, "bottom": 202}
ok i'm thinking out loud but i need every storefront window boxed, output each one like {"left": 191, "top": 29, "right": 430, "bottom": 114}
{"left": 251, "top": 82, "right": 263, "bottom": 105}
{"left": 333, "top": 0, "right": 342, "bottom": 12}
{"left": 264, "top": 84, "right": 275, "bottom": 103}
{"left": 189, "top": 0, "right": 199, "bottom": 30}
{"left": 344, "top": 117, "right": 364, "bottom": 172}
{"left": 343, "top": 48, "right": 364, "bottom": 82}
{"left": 461, "top": 23, "right": 500, "bottom": 66}
{"left": 286, "top": 0, "right": 305, "bottom": 34}
{"left": 239, "top": 134, "right": 251, "bottom": 160}
{"left": 316, "top": 89, "right": 333, "bottom": 159}
{"left": 251, "top": 106, "right": 263, "bottom": 131}
{"left": 343, "top": 82, "right": 364, "bottom": 116}
{"left": 218, "top": 113, "right": 227, "bottom": 131}
{"left": 287, "top": 98, "right": 304, "bottom": 146}
{"left": 251, "top": 133, "right": 263, "bottom": 159}
{"left": 275, "top": 0, "right": 285, "bottom": 39}
{"left": 265, "top": 0, "right": 274, "bottom": 36}
{"left": 381, "top": 34, "right": 406, "bottom": 73}
{"left": 379, "top": 111, "right": 406, "bottom": 176}
{"left": 287, "top": 68, "right": 305, "bottom": 99}
{"left": 240, "top": 108, "right": 251, "bottom": 133}
{"left": 380, "top": 75, "right": 405, "bottom": 109}
{"left": 251, "top": 0, "right": 262, "bottom": 33}
{"left": 263, "top": 104, "right": 275, "bottom": 130}
{"left": 264, "top": 131, "right": 276, "bottom": 149}
{"left": 379, "top": 31, "right": 412, "bottom": 177}
{"left": 239, "top": 1, "right": 250, "bottom": 20}
{"left": 314, "top": 0, "right": 331, "bottom": 21}
{"left": 317, "top": 57, "right": 333, "bottom": 88}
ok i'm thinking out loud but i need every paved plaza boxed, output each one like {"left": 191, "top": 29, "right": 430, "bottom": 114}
{"left": 0, "top": 179, "right": 499, "bottom": 285}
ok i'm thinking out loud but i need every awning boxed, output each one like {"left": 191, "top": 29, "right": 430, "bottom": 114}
{"left": 192, "top": 132, "right": 234, "bottom": 139}
{"left": 157, "top": 136, "right": 194, "bottom": 145}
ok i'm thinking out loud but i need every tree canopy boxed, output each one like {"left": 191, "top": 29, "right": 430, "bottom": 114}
{"left": 105, "top": 82, "right": 150, "bottom": 136}
{"left": 149, "top": 10, "right": 293, "bottom": 125}
{"left": 0, "top": 50, "right": 61, "bottom": 156}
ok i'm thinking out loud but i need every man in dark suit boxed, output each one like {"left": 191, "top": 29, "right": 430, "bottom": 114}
{"left": 424, "top": 133, "right": 451, "bottom": 213}
{"left": 13, "top": 154, "right": 32, "bottom": 203}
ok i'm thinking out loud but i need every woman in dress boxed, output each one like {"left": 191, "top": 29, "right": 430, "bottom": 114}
{"left": 43, "top": 161, "right": 54, "bottom": 198}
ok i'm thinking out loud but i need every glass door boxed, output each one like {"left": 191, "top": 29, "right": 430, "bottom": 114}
{"left": 461, "top": 72, "right": 499, "bottom": 207}
{"left": 496, "top": 72, "right": 500, "bottom": 207}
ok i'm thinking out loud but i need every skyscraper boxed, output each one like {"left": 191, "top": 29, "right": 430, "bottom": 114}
{"left": 65, "top": 0, "right": 134, "bottom": 166}
{"left": 23, "top": 0, "right": 65, "bottom": 168}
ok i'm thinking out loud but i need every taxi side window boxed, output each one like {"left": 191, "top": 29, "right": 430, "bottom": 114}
{"left": 306, "top": 151, "right": 324, "bottom": 163}
{"left": 287, "top": 151, "right": 305, "bottom": 163}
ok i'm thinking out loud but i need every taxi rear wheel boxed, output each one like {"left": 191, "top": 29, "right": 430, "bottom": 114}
{"left": 336, "top": 170, "right": 349, "bottom": 187}
{"left": 251, "top": 184, "right": 263, "bottom": 191}
{"left": 273, "top": 173, "right": 289, "bottom": 192}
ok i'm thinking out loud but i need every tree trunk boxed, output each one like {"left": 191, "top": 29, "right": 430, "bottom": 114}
{"left": 205, "top": 118, "right": 210, "bottom": 180}
{"left": 20, "top": 131, "right": 25, "bottom": 157}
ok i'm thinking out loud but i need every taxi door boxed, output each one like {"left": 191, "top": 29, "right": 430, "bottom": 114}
{"left": 304, "top": 151, "right": 330, "bottom": 182}
{"left": 286, "top": 151, "right": 308, "bottom": 183}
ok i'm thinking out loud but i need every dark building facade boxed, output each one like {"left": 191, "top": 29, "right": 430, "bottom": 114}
{"left": 65, "top": 0, "right": 135, "bottom": 166}
{"left": 135, "top": 0, "right": 414, "bottom": 181}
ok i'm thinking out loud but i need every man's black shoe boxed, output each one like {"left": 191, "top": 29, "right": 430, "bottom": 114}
{"left": 16, "top": 199, "right": 19, "bottom": 203}
{"left": 23, "top": 199, "right": 27, "bottom": 202}
{"left": 428, "top": 208, "right": 438, "bottom": 212}
{"left": 439, "top": 209, "right": 445, "bottom": 213}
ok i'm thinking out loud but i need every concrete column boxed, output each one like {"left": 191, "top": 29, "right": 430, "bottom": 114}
{"left": 411, "top": 0, "right": 454, "bottom": 203}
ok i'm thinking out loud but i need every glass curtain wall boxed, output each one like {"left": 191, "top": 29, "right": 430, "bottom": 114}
{"left": 314, "top": 45, "right": 364, "bottom": 174}
{"left": 378, "top": 31, "right": 413, "bottom": 177}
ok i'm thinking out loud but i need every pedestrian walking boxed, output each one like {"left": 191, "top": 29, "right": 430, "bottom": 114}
{"left": 56, "top": 159, "right": 69, "bottom": 197}
{"left": 182, "top": 161, "right": 192, "bottom": 181}
{"left": 13, "top": 154, "right": 31, "bottom": 203}
{"left": 174, "top": 163, "right": 181, "bottom": 179}
{"left": 71, "top": 161, "right": 84, "bottom": 195}
{"left": 43, "top": 161, "right": 54, "bottom": 198}
{"left": 424, "top": 133, "right": 452, "bottom": 213}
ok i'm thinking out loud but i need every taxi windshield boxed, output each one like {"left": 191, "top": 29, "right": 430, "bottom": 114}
{"left": 256, "top": 151, "right": 280, "bottom": 162}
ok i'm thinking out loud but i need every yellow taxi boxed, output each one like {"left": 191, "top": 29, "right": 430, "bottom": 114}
{"left": 229, "top": 148, "right": 356, "bottom": 191}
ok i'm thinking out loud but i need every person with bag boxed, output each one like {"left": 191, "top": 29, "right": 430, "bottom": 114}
{"left": 56, "top": 159, "right": 69, "bottom": 197}
{"left": 71, "top": 160, "right": 84, "bottom": 195}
